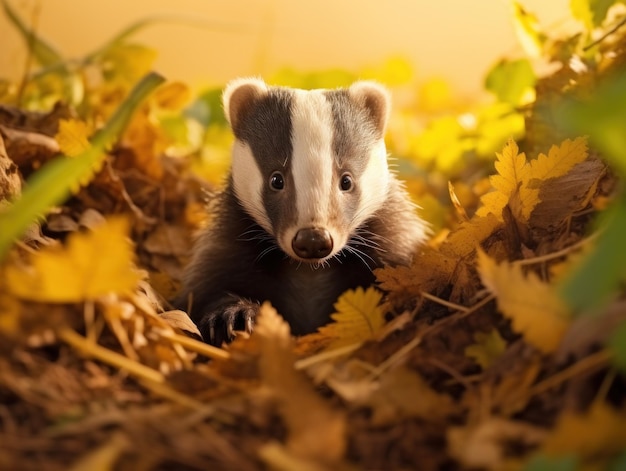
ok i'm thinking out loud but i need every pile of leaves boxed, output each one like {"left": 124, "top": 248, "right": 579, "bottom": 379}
{"left": 1, "top": 1, "right": 626, "bottom": 470}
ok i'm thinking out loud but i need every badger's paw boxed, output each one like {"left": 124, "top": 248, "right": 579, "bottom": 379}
{"left": 198, "top": 296, "right": 260, "bottom": 346}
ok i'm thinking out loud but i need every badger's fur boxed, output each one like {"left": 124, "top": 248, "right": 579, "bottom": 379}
{"left": 177, "top": 78, "right": 427, "bottom": 345}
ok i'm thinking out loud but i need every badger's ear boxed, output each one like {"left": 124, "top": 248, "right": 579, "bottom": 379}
{"left": 222, "top": 77, "right": 269, "bottom": 135}
{"left": 348, "top": 81, "right": 391, "bottom": 136}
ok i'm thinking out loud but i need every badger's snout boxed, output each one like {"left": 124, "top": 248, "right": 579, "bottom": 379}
{"left": 292, "top": 227, "right": 333, "bottom": 260}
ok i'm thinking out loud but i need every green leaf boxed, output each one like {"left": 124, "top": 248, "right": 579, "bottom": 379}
{"left": 523, "top": 454, "right": 578, "bottom": 471}
{"left": 556, "top": 72, "right": 626, "bottom": 177}
{"left": 560, "top": 196, "right": 626, "bottom": 313}
{"left": 185, "top": 88, "right": 227, "bottom": 127}
{"left": 570, "top": 0, "right": 619, "bottom": 30}
{"left": 609, "top": 451, "right": 626, "bottom": 471}
{"left": 608, "top": 321, "right": 626, "bottom": 372}
{"left": 485, "top": 58, "right": 536, "bottom": 106}
{"left": 0, "top": 72, "right": 165, "bottom": 260}
{"left": 1, "top": 0, "right": 64, "bottom": 67}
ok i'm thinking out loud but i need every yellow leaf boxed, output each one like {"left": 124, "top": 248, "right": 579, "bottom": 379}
{"left": 477, "top": 138, "right": 590, "bottom": 223}
{"left": 317, "top": 287, "right": 384, "bottom": 350}
{"left": 55, "top": 119, "right": 91, "bottom": 157}
{"left": 5, "top": 217, "right": 141, "bottom": 302}
{"left": 476, "top": 139, "right": 530, "bottom": 220}
{"left": 477, "top": 250, "right": 570, "bottom": 353}
{"left": 464, "top": 329, "right": 507, "bottom": 369}
{"left": 153, "top": 81, "right": 190, "bottom": 110}
{"left": 541, "top": 402, "right": 626, "bottom": 460}
{"left": 510, "top": 2, "right": 546, "bottom": 58}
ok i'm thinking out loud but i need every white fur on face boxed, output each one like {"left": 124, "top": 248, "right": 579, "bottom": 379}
{"left": 351, "top": 140, "right": 390, "bottom": 228}
{"left": 231, "top": 140, "right": 272, "bottom": 234}
{"left": 280, "top": 90, "right": 340, "bottom": 258}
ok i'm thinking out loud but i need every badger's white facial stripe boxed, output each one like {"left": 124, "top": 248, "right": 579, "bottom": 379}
{"left": 231, "top": 140, "right": 272, "bottom": 233}
{"left": 288, "top": 90, "right": 335, "bottom": 233}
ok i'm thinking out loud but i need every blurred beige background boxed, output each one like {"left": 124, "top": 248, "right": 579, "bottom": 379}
{"left": 1, "top": 0, "right": 570, "bottom": 96}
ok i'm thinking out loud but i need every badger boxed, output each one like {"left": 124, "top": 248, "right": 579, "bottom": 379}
{"left": 177, "top": 78, "right": 427, "bottom": 345}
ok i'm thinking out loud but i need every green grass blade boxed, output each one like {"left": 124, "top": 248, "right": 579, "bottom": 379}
{"left": 2, "top": 0, "right": 64, "bottom": 67}
{"left": 0, "top": 72, "right": 165, "bottom": 260}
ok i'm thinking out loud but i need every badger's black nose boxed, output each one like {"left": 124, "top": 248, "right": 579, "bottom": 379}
{"left": 292, "top": 228, "right": 333, "bottom": 259}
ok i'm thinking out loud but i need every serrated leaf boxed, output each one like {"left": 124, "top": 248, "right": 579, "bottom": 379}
{"left": 477, "top": 251, "right": 571, "bottom": 353}
{"left": 55, "top": 119, "right": 91, "bottom": 157}
{"left": 317, "top": 287, "right": 384, "bottom": 350}
{"left": 476, "top": 138, "right": 530, "bottom": 220}
{"left": 464, "top": 329, "right": 507, "bottom": 369}
{"left": 5, "top": 217, "right": 141, "bottom": 302}
{"left": 0, "top": 72, "right": 165, "bottom": 260}
{"left": 477, "top": 138, "right": 590, "bottom": 222}
{"left": 523, "top": 137, "right": 589, "bottom": 220}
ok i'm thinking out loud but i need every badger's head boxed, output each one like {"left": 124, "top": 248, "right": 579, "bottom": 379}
{"left": 223, "top": 78, "right": 391, "bottom": 264}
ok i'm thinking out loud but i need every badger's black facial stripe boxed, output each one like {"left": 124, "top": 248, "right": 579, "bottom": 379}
{"left": 323, "top": 90, "right": 379, "bottom": 174}
{"left": 235, "top": 89, "right": 297, "bottom": 238}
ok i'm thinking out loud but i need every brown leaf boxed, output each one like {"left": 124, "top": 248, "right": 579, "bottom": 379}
{"left": 530, "top": 157, "right": 606, "bottom": 230}
{"left": 255, "top": 303, "right": 346, "bottom": 461}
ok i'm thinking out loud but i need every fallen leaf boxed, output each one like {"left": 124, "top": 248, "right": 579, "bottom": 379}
{"left": 477, "top": 138, "right": 530, "bottom": 221}
{"left": 465, "top": 329, "right": 508, "bottom": 369}
{"left": 316, "top": 287, "right": 384, "bottom": 350}
{"left": 55, "top": 119, "right": 91, "bottom": 157}
{"left": 477, "top": 250, "right": 571, "bottom": 353}
{"left": 540, "top": 402, "right": 626, "bottom": 462}
{"left": 448, "top": 417, "right": 546, "bottom": 469}
{"left": 5, "top": 217, "right": 141, "bottom": 302}
{"left": 255, "top": 303, "right": 346, "bottom": 461}
{"left": 366, "top": 366, "right": 456, "bottom": 425}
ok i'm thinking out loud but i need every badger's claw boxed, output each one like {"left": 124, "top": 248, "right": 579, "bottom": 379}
{"left": 202, "top": 297, "right": 260, "bottom": 346}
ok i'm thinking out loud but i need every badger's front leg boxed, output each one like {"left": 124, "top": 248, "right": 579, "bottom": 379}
{"left": 195, "top": 295, "right": 259, "bottom": 346}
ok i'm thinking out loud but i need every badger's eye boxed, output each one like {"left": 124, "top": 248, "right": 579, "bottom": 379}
{"left": 270, "top": 172, "right": 285, "bottom": 190}
{"left": 340, "top": 173, "right": 353, "bottom": 192}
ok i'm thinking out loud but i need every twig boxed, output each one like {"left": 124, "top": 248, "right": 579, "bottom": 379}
{"left": 156, "top": 329, "right": 231, "bottom": 361}
{"left": 58, "top": 327, "right": 165, "bottom": 384}
{"left": 528, "top": 349, "right": 611, "bottom": 397}
{"left": 420, "top": 291, "right": 470, "bottom": 312}
{"left": 294, "top": 343, "right": 361, "bottom": 370}
{"left": 514, "top": 234, "right": 597, "bottom": 267}
{"left": 584, "top": 15, "right": 626, "bottom": 51}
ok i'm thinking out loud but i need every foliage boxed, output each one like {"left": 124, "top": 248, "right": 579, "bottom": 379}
{"left": 0, "top": 1, "right": 626, "bottom": 471}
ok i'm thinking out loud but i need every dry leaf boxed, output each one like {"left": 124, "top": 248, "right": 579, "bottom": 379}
{"left": 316, "top": 287, "right": 384, "bottom": 350}
{"left": 255, "top": 303, "right": 346, "bottom": 461}
{"left": 477, "top": 139, "right": 530, "bottom": 221}
{"left": 477, "top": 250, "right": 571, "bottom": 353}
{"left": 55, "top": 119, "right": 91, "bottom": 157}
{"left": 448, "top": 417, "right": 546, "bottom": 469}
{"left": 366, "top": 366, "right": 456, "bottom": 425}
{"left": 5, "top": 217, "right": 141, "bottom": 302}
{"left": 541, "top": 402, "right": 626, "bottom": 461}
{"left": 464, "top": 329, "right": 507, "bottom": 369}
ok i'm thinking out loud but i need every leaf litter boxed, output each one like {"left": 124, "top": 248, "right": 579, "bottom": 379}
{"left": 1, "top": 3, "right": 626, "bottom": 471}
